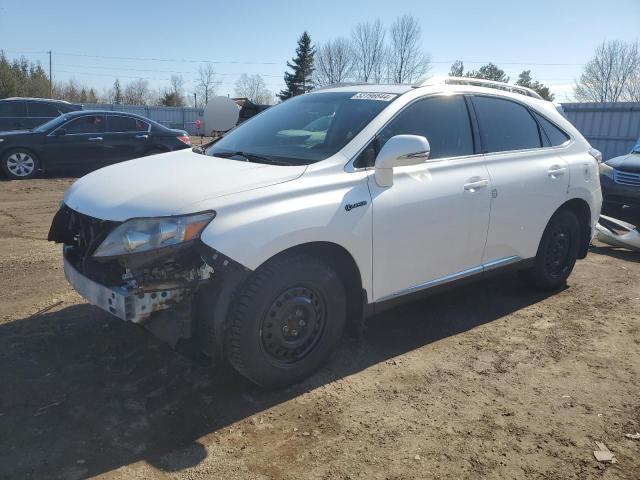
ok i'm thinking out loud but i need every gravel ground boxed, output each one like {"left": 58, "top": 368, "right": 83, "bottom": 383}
{"left": 0, "top": 175, "right": 639, "bottom": 480}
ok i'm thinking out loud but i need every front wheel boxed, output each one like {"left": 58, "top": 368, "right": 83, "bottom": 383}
{"left": 1, "top": 149, "right": 39, "bottom": 179}
{"left": 519, "top": 209, "right": 580, "bottom": 291}
{"left": 225, "top": 254, "right": 346, "bottom": 388}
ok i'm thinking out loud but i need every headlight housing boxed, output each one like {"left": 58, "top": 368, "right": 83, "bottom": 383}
{"left": 93, "top": 211, "right": 215, "bottom": 258}
{"left": 599, "top": 162, "right": 614, "bottom": 178}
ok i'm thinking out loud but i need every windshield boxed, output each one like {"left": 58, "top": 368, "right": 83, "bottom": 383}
{"left": 205, "top": 92, "right": 395, "bottom": 165}
{"left": 33, "top": 113, "right": 72, "bottom": 132}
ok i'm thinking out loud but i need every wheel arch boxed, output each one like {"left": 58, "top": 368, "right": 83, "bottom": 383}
{"left": 555, "top": 197, "right": 592, "bottom": 259}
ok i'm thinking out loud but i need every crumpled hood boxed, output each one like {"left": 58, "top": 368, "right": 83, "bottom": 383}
{"left": 63, "top": 149, "right": 306, "bottom": 221}
{"left": 606, "top": 153, "right": 640, "bottom": 173}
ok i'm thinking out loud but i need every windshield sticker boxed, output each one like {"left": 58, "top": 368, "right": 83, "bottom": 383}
{"left": 350, "top": 92, "right": 397, "bottom": 101}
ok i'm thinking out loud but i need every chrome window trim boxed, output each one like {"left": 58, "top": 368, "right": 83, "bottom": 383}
{"left": 106, "top": 114, "right": 152, "bottom": 134}
{"left": 48, "top": 114, "right": 106, "bottom": 137}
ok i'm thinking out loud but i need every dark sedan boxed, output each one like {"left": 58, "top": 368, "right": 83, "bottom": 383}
{"left": 0, "top": 111, "right": 191, "bottom": 179}
{"left": 600, "top": 138, "right": 640, "bottom": 210}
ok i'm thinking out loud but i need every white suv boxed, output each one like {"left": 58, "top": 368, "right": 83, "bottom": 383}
{"left": 49, "top": 78, "right": 602, "bottom": 387}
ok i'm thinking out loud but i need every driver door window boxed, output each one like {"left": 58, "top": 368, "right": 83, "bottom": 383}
{"left": 355, "top": 95, "right": 475, "bottom": 168}
{"left": 62, "top": 115, "right": 105, "bottom": 134}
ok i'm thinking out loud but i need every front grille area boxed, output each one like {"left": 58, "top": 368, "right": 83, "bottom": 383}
{"left": 613, "top": 169, "right": 640, "bottom": 187}
{"left": 49, "top": 205, "right": 125, "bottom": 285}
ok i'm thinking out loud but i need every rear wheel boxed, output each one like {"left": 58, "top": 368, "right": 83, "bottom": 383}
{"left": 1, "top": 149, "right": 39, "bottom": 179}
{"left": 225, "top": 254, "right": 346, "bottom": 388}
{"left": 519, "top": 209, "right": 580, "bottom": 290}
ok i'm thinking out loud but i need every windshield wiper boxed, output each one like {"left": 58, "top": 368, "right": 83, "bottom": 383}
{"left": 217, "top": 151, "right": 291, "bottom": 166}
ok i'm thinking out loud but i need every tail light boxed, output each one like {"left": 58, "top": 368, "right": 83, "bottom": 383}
{"left": 177, "top": 135, "right": 191, "bottom": 146}
{"left": 588, "top": 147, "right": 603, "bottom": 163}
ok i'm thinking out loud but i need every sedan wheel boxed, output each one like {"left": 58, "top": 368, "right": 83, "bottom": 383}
{"left": 2, "top": 151, "right": 38, "bottom": 179}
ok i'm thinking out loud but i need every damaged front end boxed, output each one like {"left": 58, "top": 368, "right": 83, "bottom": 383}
{"left": 48, "top": 205, "right": 243, "bottom": 347}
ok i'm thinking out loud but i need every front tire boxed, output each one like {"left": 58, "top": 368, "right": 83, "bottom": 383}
{"left": 1, "top": 149, "right": 39, "bottom": 179}
{"left": 225, "top": 253, "right": 346, "bottom": 388}
{"left": 520, "top": 209, "right": 580, "bottom": 290}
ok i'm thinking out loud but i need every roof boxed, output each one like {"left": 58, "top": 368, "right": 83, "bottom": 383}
{"left": 0, "top": 97, "right": 77, "bottom": 104}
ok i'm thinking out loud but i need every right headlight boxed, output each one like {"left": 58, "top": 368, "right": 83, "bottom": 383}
{"left": 599, "top": 162, "right": 614, "bottom": 179}
{"left": 93, "top": 211, "right": 215, "bottom": 258}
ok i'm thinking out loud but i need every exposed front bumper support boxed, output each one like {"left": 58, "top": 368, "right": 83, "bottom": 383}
{"left": 64, "top": 255, "right": 187, "bottom": 323}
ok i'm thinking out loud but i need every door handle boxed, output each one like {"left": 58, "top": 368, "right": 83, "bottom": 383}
{"left": 88, "top": 137, "right": 103, "bottom": 142}
{"left": 135, "top": 134, "right": 149, "bottom": 139}
{"left": 548, "top": 165, "right": 566, "bottom": 177}
{"left": 463, "top": 179, "right": 489, "bottom": 191}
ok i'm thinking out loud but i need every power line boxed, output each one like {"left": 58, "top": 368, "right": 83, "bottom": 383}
{"left": 54, "top": 63, "right": 283, "bottom": 77}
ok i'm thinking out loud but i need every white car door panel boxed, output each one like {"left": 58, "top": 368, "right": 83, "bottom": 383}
{"left": 370, "top": 156, "right": 491, "bottom": 301}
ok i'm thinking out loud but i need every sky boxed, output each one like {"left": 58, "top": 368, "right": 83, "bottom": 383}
{"left": 1, "top": 0, "right": 639, "bottom": 103}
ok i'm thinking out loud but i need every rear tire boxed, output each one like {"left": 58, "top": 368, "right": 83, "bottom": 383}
{"left": 519, "top": 209, "right": 580, "bottom": 291}
{"left": 225, "top": 253, "right": 346, "bottom": 388}
{"left": 1, "top": 149, "right": 39, "bottom": 179}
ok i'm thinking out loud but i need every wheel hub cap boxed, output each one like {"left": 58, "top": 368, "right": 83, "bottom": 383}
{"left": 6, "top": 152, "right": 35, "bottom": 177}
{"left": 546, "top": 228, "right": 571, "bottom": 276}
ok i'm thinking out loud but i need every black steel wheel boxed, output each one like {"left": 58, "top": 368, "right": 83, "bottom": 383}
{"left": 225, "top": 253, "right": 346, "bottom": 388}
{"left": 519, "top": 209, "right": 580, "bottom": 291}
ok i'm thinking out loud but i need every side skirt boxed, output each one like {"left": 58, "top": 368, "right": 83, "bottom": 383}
{"left": 369, "top": 257, "right": 535, "bottom": 316}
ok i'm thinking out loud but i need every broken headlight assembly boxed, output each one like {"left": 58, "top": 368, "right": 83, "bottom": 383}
{"left": 599, "top": 162, "right": 614, "bottom": 179}
{"left": 93, "top": 211, "right": 215, "bottom": 258}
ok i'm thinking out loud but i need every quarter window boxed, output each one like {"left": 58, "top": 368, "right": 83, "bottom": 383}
{"left": 532, "top": 111, "right": 569, "bottom": 147}
{"left": 108, "top": 115, "right": 150, "bottom": 133}
{"left": 0, "top": 102, "right": 27, "bottom": 117}
{"left": 472, "top": 96, "right": 541, "bottom": 153}
{"left": 355, "top": 95, "right": 474, "bottom": 167}
{"left": 62, "top": 115, "right": 105, "bottom": 134}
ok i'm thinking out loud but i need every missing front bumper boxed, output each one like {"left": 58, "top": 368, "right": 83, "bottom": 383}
{"left": 63, "top": 256, "right": 187, "bottom": 323}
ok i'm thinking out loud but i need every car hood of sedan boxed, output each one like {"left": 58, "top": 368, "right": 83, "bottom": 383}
{"left": 0, "top": 129, "right": 36, "bottom": 138}
{"left": 63, "top": 149, "right": 306, "bottom": 221}
{"left": 605, "top": 152, "right": 640, "bottom": 173}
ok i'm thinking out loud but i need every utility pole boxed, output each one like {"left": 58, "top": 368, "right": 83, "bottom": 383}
{"left": 193, "top": 92, "right": 197, "bottom": 109}
{"left": 48, "top": 50, "right": 52, "bottom": 98}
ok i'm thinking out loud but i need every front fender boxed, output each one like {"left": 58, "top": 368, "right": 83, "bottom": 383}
{"left": 197, "top": 169, "right": 374, "bottom": 297}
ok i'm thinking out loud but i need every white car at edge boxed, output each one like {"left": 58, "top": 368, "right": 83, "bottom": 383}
{"left": 49, "top": 78, "right": 602, "bottom": 387}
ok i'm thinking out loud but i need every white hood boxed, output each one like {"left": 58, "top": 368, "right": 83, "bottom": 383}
{"left": 63, "top": 150, "right": 306, "bottom": 221}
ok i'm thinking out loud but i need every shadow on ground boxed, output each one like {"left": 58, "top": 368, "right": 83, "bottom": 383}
{"left": 0, "top": 273, "right": 556, "bottom": 479}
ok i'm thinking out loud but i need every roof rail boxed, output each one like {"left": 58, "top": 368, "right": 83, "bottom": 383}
{"left": 312, "top": 82, "right": 370, "bottom": 92}
{"left": 414, "top": 76, "right": 544, "bottom": 100}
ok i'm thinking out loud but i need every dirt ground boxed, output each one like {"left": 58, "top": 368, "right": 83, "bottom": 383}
{"left": 0, "top": 175, "right": 639, "bottom": 480}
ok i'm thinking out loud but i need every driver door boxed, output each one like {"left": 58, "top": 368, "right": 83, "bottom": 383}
{"left": 366, "top": 95, "right": 492, "bottom": 302}
{"left": 44, "top": 114, "right": 106, "bottom": 171}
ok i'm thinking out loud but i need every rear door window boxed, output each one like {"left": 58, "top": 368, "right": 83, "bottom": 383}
{"left": 472, "top": 96, "right": 541, "bottom": 153}
{"left": 0, "top": 102, "right": 27, "bottom": 117}
{"left": 61, "top": 115, "right": 105, "bottom": 134}
{"left": 107, "top": 115, "right": 150, "bottom": 133}
{"left": 531, "top": 111, "right": 570, "bottom": 147}
{"left": 28, "top": 103, "right": 61, "bottom": 117}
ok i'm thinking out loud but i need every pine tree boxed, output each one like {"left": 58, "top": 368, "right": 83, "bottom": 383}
{"left": 113, "top": 78, "right": 123, "bottom": 104}
{"left": 516, "top": 70, "right": 555, "bottom": 101}
{"left": 278, "top": 31, "right": 315, "bottom": 101}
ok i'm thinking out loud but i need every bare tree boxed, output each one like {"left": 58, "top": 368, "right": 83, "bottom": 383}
{"left": 350, "top": 19, "right": 386, "bottom": 83}
{"left": 386, "top": 15, "right": 431, "bottom": 84}
{"left": 159, "top": 75, "right": 185, "bottom": 107}
{"left": 234, "top": 73, "right": 274, "bottom": 104}
{"left": 624, "top": 75, "right": 640, "bottom": 101}
{"left": 574, "top": 40, "right": 640, "bottom": 102}
{"left": 123, "top": 79, "right": 151, "bottom": 105}
{"left": 196, "top": 63, "right": 220, "bottom": 105}
{"left": 314, "top": 37, "right": 354, "bottom": 86}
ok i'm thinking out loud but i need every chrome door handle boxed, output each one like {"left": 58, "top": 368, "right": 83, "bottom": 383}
{"left": 135, "top": 134, "right": 149, "bottom": 139}
{"left": 88, "top": 137, "right": 103, "bottom": 142}
{"left": 463, "top": 179, "right": 489, "bottom": 191}
{"left": 548, "top": 165, "right": 566, "bottom": 177}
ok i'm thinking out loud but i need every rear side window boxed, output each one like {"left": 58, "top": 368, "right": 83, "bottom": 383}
{"left": 531, "top": 111, "right": 570, "bottom": 147}
{"left": 373, "top": 95, "right": 474, "bottom": 163}
{"left": 107, "top": 115, "right": 150, "bottom": 132}
{"left": 28, "top": 103, "right": 61, "bottom": 117}
{"left": 472, "top": 96, "right": 541, "bottom": 153}
{"left": 0, "top": 102, "right": 27, "bottom": 117}
{"left": 62, "top": 115, "right": 105, "bottom": 134}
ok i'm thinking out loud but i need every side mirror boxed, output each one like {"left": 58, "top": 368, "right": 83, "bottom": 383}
{"left": 374, "top": 135, "right": 430, "bottom": 187}
{"left": 53, "top": 128, "right": 67, "bottom": 137}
